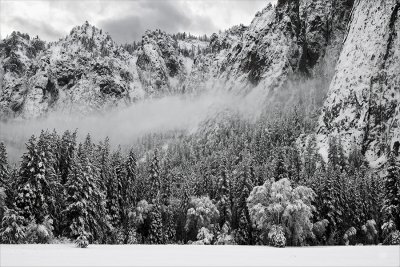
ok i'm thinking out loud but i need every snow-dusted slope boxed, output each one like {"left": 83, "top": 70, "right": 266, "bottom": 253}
{"left": 182, "top": 25, "right": 247, "bottom": 94}
{"left": 136, "top": 30, "right": 201, "bottom": 96}
{"left": 0, "top": 33, "right": 45, "bottom": 118}
{"left": 317, "top": 0, "right": 400, "bottom": 164}
{"left": 1, "top": 244, "right": 399, "bottom": 267}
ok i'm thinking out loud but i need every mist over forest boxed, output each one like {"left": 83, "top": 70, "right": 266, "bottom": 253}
{"left": 0, "top": 89, "right": 266, "bottom": 163}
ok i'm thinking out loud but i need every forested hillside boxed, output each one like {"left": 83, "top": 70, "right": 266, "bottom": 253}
{"left": 0, "top": 105, "right": 399, "bottom": 246}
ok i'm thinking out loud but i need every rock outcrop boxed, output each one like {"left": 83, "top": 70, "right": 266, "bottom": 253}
{"left": 0, "top": 22, "right": 142, "bottom": 118}
{"left": 136, "top": 30, "right": 191, "bottom": 96}
{"left": 183, "top": 0, "right": 353, "bottom": 100}
{"left": 317, "top": 0, "right": 400, "bottom": 165}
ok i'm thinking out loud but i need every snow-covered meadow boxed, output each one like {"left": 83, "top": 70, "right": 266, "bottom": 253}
{"left": 1, "top": 244, "right": 398, "bottom": 267}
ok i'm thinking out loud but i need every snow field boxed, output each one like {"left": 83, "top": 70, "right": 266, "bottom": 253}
{"left": 1, "top": 244, "right": 399, "bottom": 267}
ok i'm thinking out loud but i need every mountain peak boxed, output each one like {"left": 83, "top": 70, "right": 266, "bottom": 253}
{"left": 58, "top": 22, "right": 123, "bottom": 58}
{"left": 67, "top": 21, "right": 110, "bottom": 42}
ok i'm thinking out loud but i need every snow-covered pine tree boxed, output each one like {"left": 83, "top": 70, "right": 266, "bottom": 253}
{"left": 362, "top": 170, "right": 383, "bottom": 228}
{"left": 125, "top": 149, "right": 137, "bottom": 205}
{"left": 328, "top": 137, "right": 347, "bottom": 173}
{"left": 252, "top": 124, "right": 269, "bottom": 166}
{"left": 319, "top": 138, "right": 348, "bottom": 244}
{"left": 286, "top": 145, "right": 302, "bottom": 183}
{"left": 119, "top": 149, "right": 137, "bottom": 243}
{"left": 24, "top": 215, "right": 54, "bottom": 244}
{"left": 97, "top": 137, "right": 112, "bottom": 193}
{"left": 0, "top": 141, "right": 10, "bottom": 209}
{"left": 162, "top": 205, "right": 176, "bottom": 244}
{"left": 148, "top": 150, "right": 161, "bottom": 202}
{"left": 237, "top": 177, "right": 252, "bottom": 242}
{"left": 82, "top": 134, "right": 94, "bottom": 159}
{"left": 160, "top": 154, "right": 176, "bottom": 243}
{"left": 15, "top": 135, "right": 49, "bottom": 224}
{"left": 0, "top": 187, "right": 6, "bottom": 228}
{"left": 161, "top": 155, "right": 172, "bottom": 206}
{"left": 63, "top": 145, "right": 90, "bottom": 239}
{"left": 0, "top": 145, "right": 11, "bottom": 240}
{"left": 273, "top": 148, "right": 288, "bottom": 181}
{"left": 0, "top": 208, "right": 25, "bottom": 243}
{"left": 235, "top": 208, "right": 251, "bottom": 245}
{"left": 202, "top": 156, "right": 219, "bottom": 199}
{"left": 175, "top": 188, "right": 190, "bottom": 242}
{"left": 382, "top": 153, "right": 400, "bottom": 230}
{"left": 64, "top": 144, "right": 110, "bottom": 243}
{"left": 105, "top": 146, "right": 121, "bottom": 230}
{"left": 37, "top": 130, "right": 63, "bottom": 235}
{"left": 50, "top": 129, "right": 62, "bottom": 171}
{"left": 216, "top": 158, "right": 232, "bottom": 228}
{"left": 117, "top": 149, "right": 137, "bottom": 244}
{"left": 347, "top": 169, "right": 364, "bottom": 227}
{"left": 232, "top": 148, "right": 253, "bottom": 242}
{"left": 148, "top": 202, "right": 164, "bottom": 244}
{"left": 59, "top": 130, "right": 77, "bottom": 184}
{"left": 80, "top": 143, "right": 110, "bottom": 243}
{"left": 302, "top": 135, "right": 318, "bottom": 181}
{"left": 320, "top": 165, "right": 341, "bottom": 243}
{"left": 0, "top": 142, "right": 9, "bottom": 188}
{"left": 76, "top": 230, "right": 89, "bottom": 248}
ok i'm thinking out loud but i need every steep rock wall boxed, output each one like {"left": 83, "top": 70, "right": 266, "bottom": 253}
{"left": 317, "top": 0, "right": 400, "bottom": 164}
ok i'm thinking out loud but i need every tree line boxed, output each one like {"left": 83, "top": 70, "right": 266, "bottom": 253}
{"left": 0, "top": 109, "right": 399, "bottom": 247}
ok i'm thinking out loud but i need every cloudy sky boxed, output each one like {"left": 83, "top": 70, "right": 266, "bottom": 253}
{"left": 1, "top": 0, "right": 276, "bottom": 43}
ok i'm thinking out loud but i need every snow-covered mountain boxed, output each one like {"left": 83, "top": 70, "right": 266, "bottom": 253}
{"left": 0, "top": 22, "right": 141, "bottom": 118}
{"left": 0, "top": 0, "right": 354, "bottom": 119}
{"left": 1, "top": 0, "right": 399, "bottom": 163}
{"left": 0, "top": 23, "right": 206, "bottom": 119}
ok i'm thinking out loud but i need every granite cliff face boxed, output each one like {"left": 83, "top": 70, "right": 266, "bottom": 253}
{"left": 317, "top": 0, "right": 400, "bottom": 164}
{"left": 184, "top": 0, "right": 353, "bottom": 97}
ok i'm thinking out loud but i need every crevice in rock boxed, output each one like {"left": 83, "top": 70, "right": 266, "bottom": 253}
{"left": 383, "top": 1, "right": 400, "bottom": 64}
{"left": 342, "top": 0, "right": 359, "bottom": 45}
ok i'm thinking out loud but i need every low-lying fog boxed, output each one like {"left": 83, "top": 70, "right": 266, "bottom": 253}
{"left": 0, "top": 90, "right": 264, "bottom": 163}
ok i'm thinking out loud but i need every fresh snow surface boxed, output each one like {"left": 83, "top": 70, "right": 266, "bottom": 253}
{"left": 0, "top": 245, "right": 399, "bottom": 267}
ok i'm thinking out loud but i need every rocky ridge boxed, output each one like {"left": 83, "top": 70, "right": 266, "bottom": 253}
{"left": 0, "top": 1, "right": 354, "bottom": 119}
{"left": 0, "top": 22, "right": 205, "bottom": 119}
